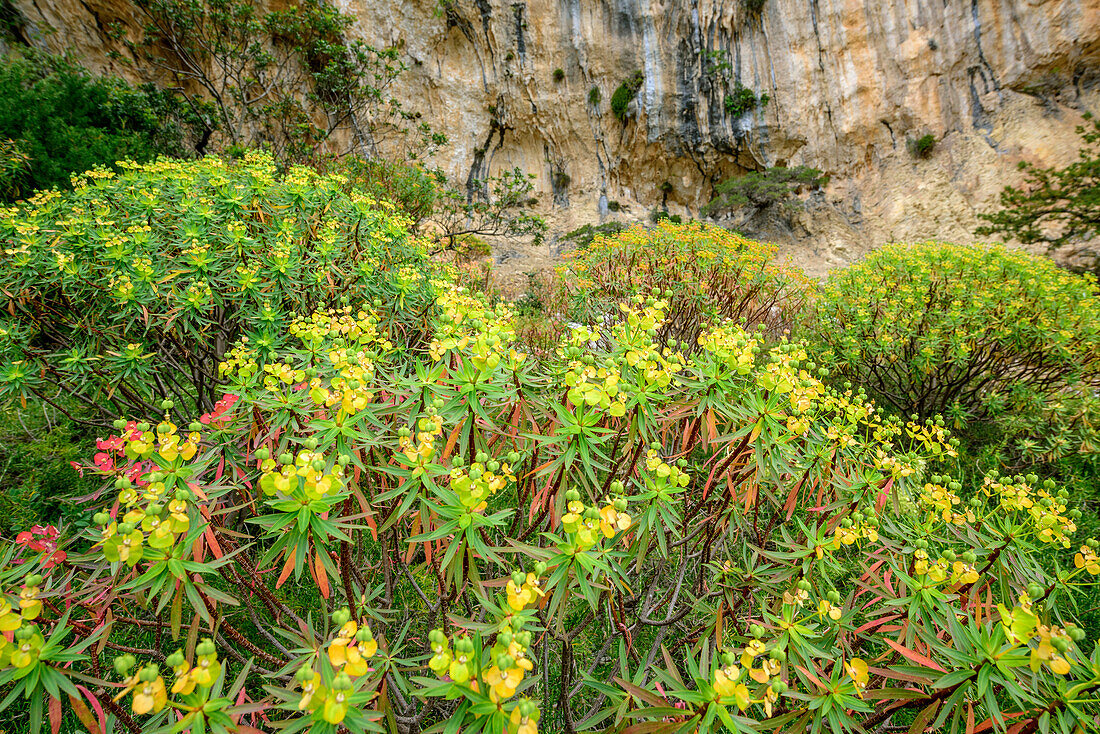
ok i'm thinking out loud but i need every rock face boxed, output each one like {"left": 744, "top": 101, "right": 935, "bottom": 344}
{"left": 12, "top": 0, "right": 1100, "bottom": 270}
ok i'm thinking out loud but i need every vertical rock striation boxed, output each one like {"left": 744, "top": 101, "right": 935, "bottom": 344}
{"left": 12, "top": 0, "right": 1100, "bottom": 260}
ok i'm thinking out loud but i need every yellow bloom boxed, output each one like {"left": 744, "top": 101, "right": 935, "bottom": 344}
{"left": 713, "top": 665, "right": 742, "bottom": 698}
{"left": 845, "top": 658, "right": 869, "bottom": 696}
{"left": 132, "top": 676, "right": 168, "bottom": 715}
{"left": 1074, "top": 546, "right": 1100, "bottom": 575}
{"left": 0, "top": 600, "right": 21, "bottom": 632}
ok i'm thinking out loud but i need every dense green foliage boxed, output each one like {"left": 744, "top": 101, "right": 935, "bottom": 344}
{"left": 724, "top": 83, "right": 768, "bottom": 118}
{"left": 0, "top": 404, "right": 91, "bottom": 535}
{"left": 0, "top": 153, "right": 434, "bottom": 420}
{"left": 1, "top": 237, "right": 1098, "bottom": 732}
{"left": 703, "top": 166, "right": 826, "bottom": 218}
{"left": 908, "top": 133, "right": 936, "bottom": 159}
{"left": 977, "top": 113, "right": 1100, "bottom": 268}
{"left": 809, "top": 243, "right": 1100, "bottom": 430}
{"left": 559, "top": 221, "right": 627, "bottom": 250}
{"left": 319, "top": 156, "right": 441, "bottom": 230}
{"left": 130, "top": 0, "right": 441, "bottom": 163}
{"left": 0, "top": 52, "right": 193, "bottom": 200}
{"left": 610, "top": 71, "right": 644, "bottom": 122}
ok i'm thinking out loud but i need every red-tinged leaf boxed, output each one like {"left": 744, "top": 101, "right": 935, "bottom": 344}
{"left": 796, "top": 665, "right": 828, "bottom": 691}
{"left": 68, "top": 693, "right": 103, "bottom": 734}
{"left": 523, "top": 459, "right": 556, "bottom": 480}
{"left": 863, "top": 688, "right": 928, "bottom": 700}
{"left": 204, "top": 526, "right": 223, "bottom": 559}
{"left": 908, "top": 700, "right": 940, "bottom": 734}
{"left": 726, "top": 471, "right": 738, "bottom": 503}
{"left": 883, "top": 638, "right": 946, "bottom": 672}
{"left": 972, "top": 711, "right": 1029, "bottom": 734}
{"left": 187, "top": 481, "right": 208, "bottom": 502}
{"left": 405, "top": 515, "right": 420, "bottom": 564}
{"left": 867, "top": 666, "right": 933, "bottom": 685}
{"left": 681, "top": 418, "right": 694, "bottom": 454}
{"left": 75, "top": 686, "right": 105, "bottom": 730}
{"left": 742, "top": 479, "right": 757, "bottom": 511}
{"left": 193, "top": 534, "right": 205, "bottom": 563}
{"left": 875, "top": 476, "right": 894, "bottom": 513}
{"left": 706, "top": 408, "right": 716, "bottom": 443}
{"left": 364, "top": 511, "right": 378, "bottom": 542}
{"left": 612, "top": 677, "right": 669, "bottom": 708}
{"left": 701, "top": 460, "right": 721, "bottom": 502}
{"left": 966, "top": 703, "right": 975, "bottom": 734}
{"left": 276, "top": 551, "right": 296, "bottom": 589}
{"left": 49, "top": 695, "right": 62, "bottom": 734}
{"left": 622, "top": 723, "right": 682, "bottom": 734}
{"left": 442, "top": 419, "right": 466, "bottom": 462}
{"left": 214, "top": 456, "right": 225, "bottom": 481}
{"left": 783, "top": 473, "right": 807, "bottom": 520}
{"left": 314, "top": 550, "right": 330, "bottom": 599}
{"left": 853, "top": 614, "right": 901, "bottom": 635}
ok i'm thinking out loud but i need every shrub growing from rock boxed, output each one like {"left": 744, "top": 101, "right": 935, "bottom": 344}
{"left": 703, "top": 166, "right": 826, "bottom": 218}
{"left": 611, "top": 70, "right": 645, "bottom": 121}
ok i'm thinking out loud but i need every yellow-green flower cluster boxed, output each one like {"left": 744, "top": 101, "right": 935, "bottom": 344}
{"left": 258, "top": 445, "right": 346, "bottom": 499}
{"left": 560, "top": 489, "right": 632, "bottom": 552}
{"left": 429, "top": 285, "right": 524, "bottom": 369}
{"left": 981, "top": 475, "right": 1077, "bottom": 547}
{"left": 450, "top": 451, "right": 518, "bottom": 513}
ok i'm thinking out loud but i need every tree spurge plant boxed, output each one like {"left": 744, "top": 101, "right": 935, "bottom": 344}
{"left": 559, "top": 220, "right": 810, "bottom": 350}
{"left": 0, "top": 151, "right": 436, "bottom": 422}
{"left": 810, "top": 243, "right": 1100, "bottom": 436}
{"left": 1, "top": 268, "right": 1097, "bottom": 733}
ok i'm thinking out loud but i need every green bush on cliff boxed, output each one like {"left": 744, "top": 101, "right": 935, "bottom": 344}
{"left": 724, "top": 82, "right": 768, "bottom": 117}
{"left": 610, "top": 70, "right": 644, "bottom": 121}
{"left": 703, "top": 165, "right": 826, "bottom": 217}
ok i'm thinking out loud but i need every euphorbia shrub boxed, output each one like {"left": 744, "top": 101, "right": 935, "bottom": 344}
{"left": 1, "top": 285, "right": 1097, "bottom": 733}
{"left": 560, "top": 221, "right": 810, "bottom": 350}
{"left": 0, "top": 152, "right": 434, "bottom": 420}
{"left": 810, "top": 243, "right": 1100, "bottom": 428}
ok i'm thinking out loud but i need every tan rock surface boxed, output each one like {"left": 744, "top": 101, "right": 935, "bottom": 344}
{"left": 12, "top": 0, "right": 1100, "bottom": 275}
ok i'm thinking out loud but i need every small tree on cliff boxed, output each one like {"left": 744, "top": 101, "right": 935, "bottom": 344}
{"left": 977, "top": 113, "right": 1100, "bottom": 269}
{"left": 702, "top": 165, "right": 826, "bottom": 219}
{"left": 432, "top": 167, "right": 546, "bottom": 250}
{"left": 127, "top": 0, "right": 442, "bottom": 162}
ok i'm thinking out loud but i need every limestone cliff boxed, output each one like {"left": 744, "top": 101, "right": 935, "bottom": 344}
{"left": 11, "top": 0, "right": 1100, "bottom": 272}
